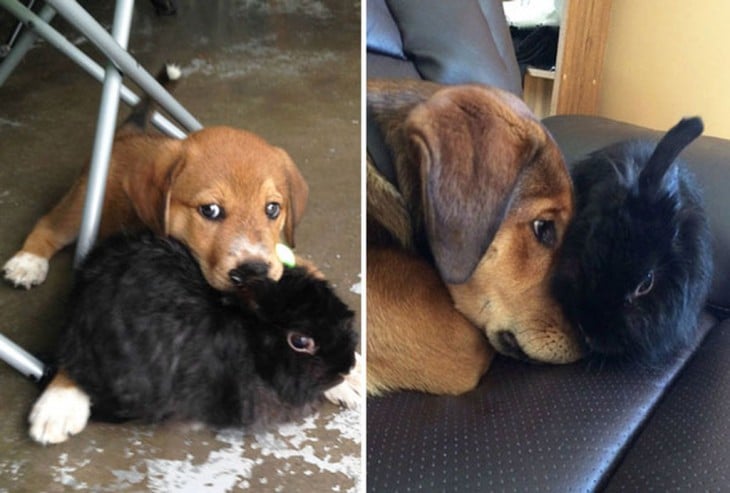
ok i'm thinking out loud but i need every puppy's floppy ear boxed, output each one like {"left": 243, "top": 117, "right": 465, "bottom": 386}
{"left": 161, "top": 158, "right": 187, "bottom": 236}
{"left": 278, "top": 148, "right": 309, "bottom": 247}
{"left": 124, "top": 138, "right": 185, "bottom": 234}
{"left": 405, "top": 86, "right": 546, "bottom": 284}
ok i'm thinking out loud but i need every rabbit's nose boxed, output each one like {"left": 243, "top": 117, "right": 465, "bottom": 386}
{"left": 496, "top": 330, "right": 530, "bottom": 361}
{"left": 229, "top": 262, "right": 270, "bottom": 285}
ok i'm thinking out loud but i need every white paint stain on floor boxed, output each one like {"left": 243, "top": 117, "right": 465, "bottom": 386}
{"left": 181, "top": 45, "right": 340, "bottom": 81}
{"left": 0, "top": 406, "right": 361, "bottom": 493}
{"left": 137, "top": 408, "right": 361, "bottom": 493}
{"left": 144, "top": 443, "right": 257, "bottom": 492}
{"left": 0, "top": 118, "right": 22, "bottom": 128}
{"left": 350, "top": 274, "right": 362, "bottom": 295}
{"left": 233, "top": 0, "right": 334, "bottom": 20}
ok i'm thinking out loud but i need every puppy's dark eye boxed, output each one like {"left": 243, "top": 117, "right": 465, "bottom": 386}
{"left": 287, "top": 331, "right": 317, "bottom": 355}
{"left": 634, "top": 271, "right": 655, "bottom": 298}
{"left": 199, "top": 204, "right": 225, "bottom": 220}
{"left": 265, "top": 202, "right": 281, "bottom": 220}
{"left": 532, "top": 219, "right": 557, "bottom": 248}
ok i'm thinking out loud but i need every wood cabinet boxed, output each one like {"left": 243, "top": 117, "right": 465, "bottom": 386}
{"left": 521, "top": 0, "right": 612, "bottom": 118}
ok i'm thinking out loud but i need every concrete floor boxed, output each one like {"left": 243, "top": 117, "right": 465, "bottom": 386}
{"left": 0, "top": 1, "right": 361, "bottom": 491}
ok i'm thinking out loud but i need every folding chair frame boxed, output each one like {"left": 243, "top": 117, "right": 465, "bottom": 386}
{"left": 0, "top": 0, "right": 203, "bottom": 381}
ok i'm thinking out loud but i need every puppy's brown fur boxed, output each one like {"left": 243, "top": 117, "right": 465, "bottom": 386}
{"left": 4, "top": 106, "right": 307, "bottom": 292}
{"left": 367, "top": 247, "right": 493, "bottom": 395}
{"left": 367, "top": 79, "right": 583, "bottom": 395}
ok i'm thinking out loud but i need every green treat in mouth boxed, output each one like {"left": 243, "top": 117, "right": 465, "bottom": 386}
{"left": 276, "top": 243, "right": 296, "bottom": 268}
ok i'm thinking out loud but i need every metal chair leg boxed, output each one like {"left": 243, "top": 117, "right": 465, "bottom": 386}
{"left": 0, "top": 3, "right": 54, "bottom": 84}
{"left": 0, "top": 0, "right": 35, "bottom": 57}
{"left": 74, "top": 0, "right": 135, "bottom": 265}
{"left": 0, "top": 0, "right": 186, "bottom": 138}
{"left": 46, "top": 0, "right": 202, "bottom": 132}
{"left": 0, "top": 333, "right": 45, "bottom": 382}
{"left": 0, "top": 0, "right": 202, "bottom": 380}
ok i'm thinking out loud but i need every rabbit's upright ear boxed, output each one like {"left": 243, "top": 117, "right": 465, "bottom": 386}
{"left": 640, "top": 117, "right": 703, "bottom": 199}
{"left": 404, "top": 86, "right": 553, "bottom": 284}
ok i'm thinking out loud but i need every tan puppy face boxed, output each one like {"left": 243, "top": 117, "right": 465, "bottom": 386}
{"left": 405, "top": 85, "right": 583, "bottom": 363}
{"left": 447, "top": 174, "right": 583, "bottom": 363}
{"left": 164, "top": 127, "right": 308, "bottom": 291}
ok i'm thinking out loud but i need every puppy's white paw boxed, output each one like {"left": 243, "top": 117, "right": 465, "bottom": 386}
{"left": 3, "top": 252, "right": 49, "bottom": 289}
{"left": 29, "top": 384, "right": 90, "bottom": 445}
{"left": 324, "top": 352, "right": 362, "bottom": 409}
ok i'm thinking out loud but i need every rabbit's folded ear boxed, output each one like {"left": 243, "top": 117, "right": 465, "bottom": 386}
{"left": 640, "top": 117, "right": 703, "bottom": 199}
{"left": 404, "top": 86, "right": 555, "bottom": 284}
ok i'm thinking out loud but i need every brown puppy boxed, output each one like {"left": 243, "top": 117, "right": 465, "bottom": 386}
{"left": 3, "top": 77, "right": 307, "bottom": 292}
{"left": 367, "top": 79, "right": 583, "bottom": 395}
{"left": 19, "top": 68, "right": 360, "bottom": 445}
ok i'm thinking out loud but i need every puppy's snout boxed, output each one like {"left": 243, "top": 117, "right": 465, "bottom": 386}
{"left": 496, "top": 330, "right": 530, "bottom": 361}
{"left": 229, "top": 262, "right": 270, "bottom": 286}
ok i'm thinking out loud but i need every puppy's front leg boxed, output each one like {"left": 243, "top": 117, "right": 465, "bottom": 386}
{"left": 4, "top": 175, "right": 87, "bottom": 289}
{"left": 28, "top": 370, "right": 91, "bottom": 445}
{"left": 367, "top": 247, "right": 494, "bottom": 395}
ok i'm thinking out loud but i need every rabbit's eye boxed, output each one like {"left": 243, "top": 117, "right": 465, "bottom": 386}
{"left": 634, "top": 271, "right": 655, "bottom": 298}
{"left": 532, "top": 219, "right": 557, "bottom": 248}
{"left": 199, "top": 204, "right": 225, "bottom": 221}
{"left": 287, "top": 331, "right": 317, "bottom": 355}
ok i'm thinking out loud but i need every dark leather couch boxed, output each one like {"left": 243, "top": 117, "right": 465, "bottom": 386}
{"left": 366, "top": 1, "right": 730, "bottom": 491}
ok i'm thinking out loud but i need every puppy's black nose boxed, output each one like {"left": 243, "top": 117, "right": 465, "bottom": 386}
{"left": 497, "top": 330, "right": 530, "bottom": 361}
{"left": 229, "top": 262, "right": 269, "bottom": 285}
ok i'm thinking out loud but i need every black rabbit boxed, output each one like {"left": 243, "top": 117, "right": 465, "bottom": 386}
{"left": 29, "top": 233, "right": 357, "bottom": 443}
{"left": 552, "top": 117, "right": 713, "bottom": 365}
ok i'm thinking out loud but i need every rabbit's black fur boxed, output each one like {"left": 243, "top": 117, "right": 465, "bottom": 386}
{"left": 57, "top": 233, "right": 357, "bottom": 427}
{"left": 552, "top": 117, "right": 713, "bottom": 365}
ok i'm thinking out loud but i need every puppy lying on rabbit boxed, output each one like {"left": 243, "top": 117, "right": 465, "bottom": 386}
{"left": 552, "top": 117, "right": 713, "bottom": 365}
{"left": 30, "top": 233, "right": 357, "bottom": 443}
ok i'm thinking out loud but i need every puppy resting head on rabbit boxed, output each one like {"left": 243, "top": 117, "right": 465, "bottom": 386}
{"left": 46, "top": 234, "right": 357, "bottom": 432}
{"left": 552, "top": 117, "right": 713, "bottom": 365}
